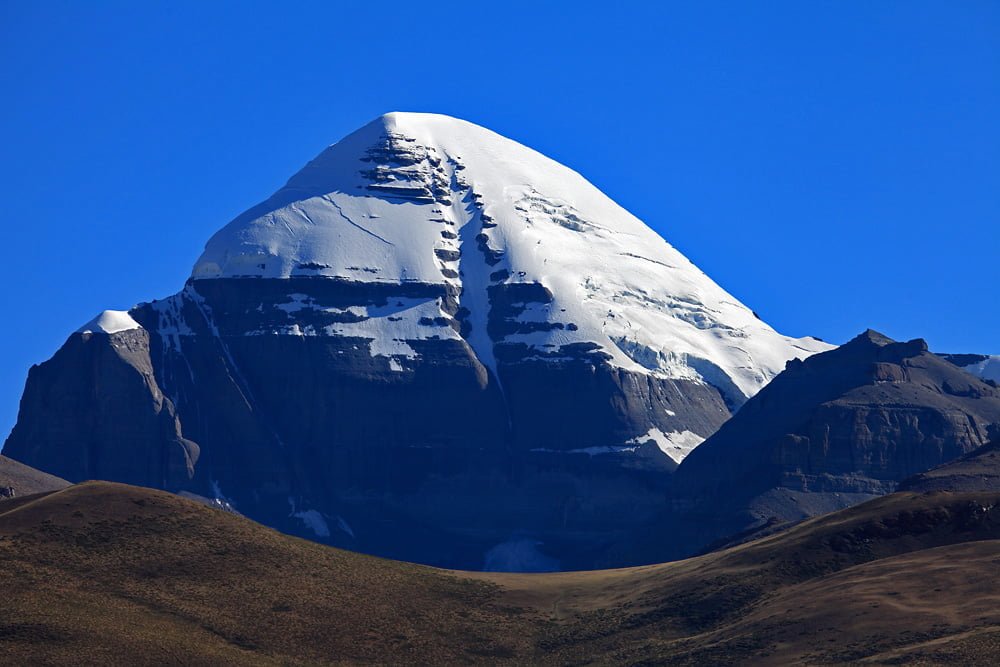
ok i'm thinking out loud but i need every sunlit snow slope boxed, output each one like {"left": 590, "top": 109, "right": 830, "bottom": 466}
{"left": 194, "top": 112, "right": 831, "bottom": 405}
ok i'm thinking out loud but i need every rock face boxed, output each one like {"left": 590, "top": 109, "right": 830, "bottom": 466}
{"left": 8, "top": 325, "right": 199, "bottom": 490}
{"left": 0, "top": 456, "right": 68, "bottom": 498}
{"left": 668, "top": 330, "right": 1000, "bottom": 553}
{"left": 4, "top": 112, "right": 829, "bottom": 570}
{"left": 900, "top": 439, "right": 1000, "bottom": 493}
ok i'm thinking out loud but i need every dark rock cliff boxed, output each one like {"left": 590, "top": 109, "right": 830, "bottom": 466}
{"left": 4, "top": 277, "right": 731, "bottom": 571}
{"left": 665, "top": 330, "right": 1000, "bottom": 554}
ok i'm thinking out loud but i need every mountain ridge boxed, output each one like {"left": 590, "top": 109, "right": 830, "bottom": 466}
{"left": 667, "top": 329, "right": 1000, "bottom": 555}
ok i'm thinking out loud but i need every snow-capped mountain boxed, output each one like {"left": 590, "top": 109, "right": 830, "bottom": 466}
{"left": 5, "top": 113, "right": 831, "bottom": 570}
{"left": 195, "top": 112, "right": 828, "bottom": 412}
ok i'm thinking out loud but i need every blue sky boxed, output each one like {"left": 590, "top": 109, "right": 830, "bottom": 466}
{"left": 1, "top": 1, "right": 997, "bottom": 441}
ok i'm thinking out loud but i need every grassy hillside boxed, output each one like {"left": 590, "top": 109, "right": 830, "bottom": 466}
{"left": 0, "top": 483, "right": 534, "bottom": 665}
{"left": 2, "top": 482, "right": 998, "bottom": 665}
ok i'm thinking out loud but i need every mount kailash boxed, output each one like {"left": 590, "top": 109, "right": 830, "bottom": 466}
{"left": 6, "top": 112, "right": 833, "bottom": 569}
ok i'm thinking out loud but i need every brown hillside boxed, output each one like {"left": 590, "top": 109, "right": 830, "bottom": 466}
{"left": 2, "top": 482, "right": 999, "bottom": 665}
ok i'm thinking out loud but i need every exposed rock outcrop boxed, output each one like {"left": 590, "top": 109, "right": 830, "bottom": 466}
{"left": 7, "top": 326, "right": 198, "bottom": 489}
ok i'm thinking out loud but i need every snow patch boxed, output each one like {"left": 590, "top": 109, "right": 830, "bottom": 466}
{"left": 288, "top": 498, "right": 332, "bottom": 538}
{"left": 209, "top": 480, "right": 238, "bottom": 513}
{"left": 627, "top": 428, "right": 705, "bottom": 463}
{"left": 77, "top": 310, "right": 141, "bottom": 335}
{"left": 150, "top": 295, "right": 195, "bottom": 353}
{"left": 336, "top": 516, "right": 355, "bottom": 539}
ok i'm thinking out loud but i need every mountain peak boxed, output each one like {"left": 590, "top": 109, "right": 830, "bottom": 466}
{"left": 377, "top": 110, "right": 478, "bottom": 131}
{"left": 851, "top": 329, "right": 896, "bottom": 347}
{"left": 190, "top": 113, "right": 830, "bottom": 402}
{"left": 77, "top": 310, "right": 142, "bottom": 335}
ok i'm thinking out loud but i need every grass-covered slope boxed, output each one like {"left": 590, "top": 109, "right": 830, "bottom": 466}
{"left": 2, "top": 481, "right": 999, "bottom": 665}
{"left": 0, "top": 482, "right": 533, "bottom": 665}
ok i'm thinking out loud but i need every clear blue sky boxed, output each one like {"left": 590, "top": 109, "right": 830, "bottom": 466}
{"left": 1, "top": 1, "right": 998, "bottom": 442}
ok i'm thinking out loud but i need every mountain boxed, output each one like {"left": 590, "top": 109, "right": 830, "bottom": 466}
{"left": 901, "top": 439, "right": 1000, "bottom": 493}
{"left": 3, "top": 480, "right": 999, "bottom": 665}
{"left": 3, "top": 113, "right": 828, "bottom": 570}
{"left": 0, "top": 456, "right": 68, "bottom": 498}
{"left": 941, "top": 352, "right": 1000, "bottom": 383}
{"left": 669, "top": 330, "right": 1000, "bottom": 552}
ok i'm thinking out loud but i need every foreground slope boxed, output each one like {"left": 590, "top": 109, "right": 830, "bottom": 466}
{"left": 5, "top": 112, "right": 829, "bottom": 570}
{"left": 2, "top": 481, "right": 999, "bottom": 665}
{"left": 0, "top": 482, "right": 535, "bottom": 665}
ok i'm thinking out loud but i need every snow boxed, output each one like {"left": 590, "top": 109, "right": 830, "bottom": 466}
{"left": 627, "top": 428, "right": 705, "bottom": 463}
{"left": 190, "top": 111, "right": 833, "bottom": 402}
{"left": 150, "top": 295, "right": 195, "bottom": 353}
{"left": 288, "top": 498, "right": 332, "bottom": 538}
{"left": 336, "top": 516, "right": 355, "bottom": 539}
{"left": 960, "top": 355, "right": 1000, "bottom": 383}
{"left": 247, "top": 295, "right": 460, "bottom": 366}
{"left": 530, "top": 428, "right": 703, "bottom": 463}
{"left": 209, "top": 480, "right": 238, "bottom": 513}
{"left": 293, "top": 510, "right": 331, "bottom": 538}
{"left": 77, "top": 310, "right": 142, "bottom": 335}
